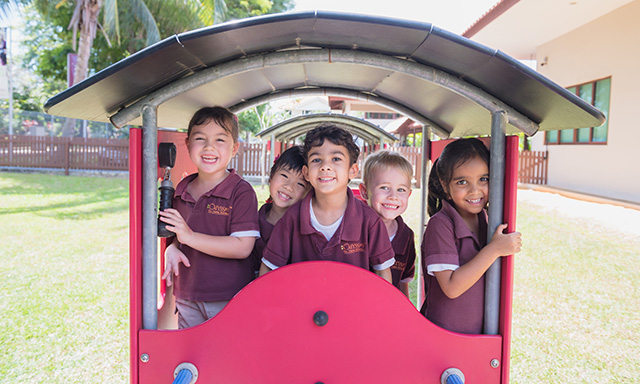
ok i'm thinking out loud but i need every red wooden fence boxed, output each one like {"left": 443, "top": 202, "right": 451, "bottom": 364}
{"left": 0, "top": 135, "right": 129, "bottom": 175}
{"left": 389, "top": 146, "right": 422, "bottom": 185}
{"left": 229, "top": 142, "right": 267, "bottom": 178}
{"left": 1, "top": 135, "right": 547, "bottom": 186}
{"left": 518, "top": 150, "right": 548, "bottom": 185}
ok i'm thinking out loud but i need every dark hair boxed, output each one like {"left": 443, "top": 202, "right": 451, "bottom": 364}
{"left": 270, "top": 145, "right": 306, "bottom": 180}
{"left": 187, "top": 106, "right": 239, "bottom": 143}
{"left": 302, "top": 123, "right": 360, "bottom": 165}
{"left": 427, "top": 138, "right": 490, "bottom": 216}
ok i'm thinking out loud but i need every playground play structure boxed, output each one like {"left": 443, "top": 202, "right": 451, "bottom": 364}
{"left": 44, "top": 11, "right": 604, "bottom": 384}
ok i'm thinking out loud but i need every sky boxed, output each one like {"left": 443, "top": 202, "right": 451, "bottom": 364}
{"left": 292, "top": 0, "right": 499, "bottom": 34}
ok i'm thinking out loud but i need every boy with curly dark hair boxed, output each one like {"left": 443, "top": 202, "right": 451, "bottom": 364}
{"left": 259, "top": 124, "right": 395, "bottom": 282}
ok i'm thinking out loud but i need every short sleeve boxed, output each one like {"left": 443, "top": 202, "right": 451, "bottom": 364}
{"left": 229, "top": 181, "right": 259, "bottom": 234}
{"left": 401, "top": 231, "right": 416, "bottom": 281}
{"left": 262, "top": 210, "right": 295, "bottom": 268}
{"left": 367, "top": 215, "right": 395, "bottom": 267}
{"left": 422, "top": 214, "right": 460, "bottom": 271}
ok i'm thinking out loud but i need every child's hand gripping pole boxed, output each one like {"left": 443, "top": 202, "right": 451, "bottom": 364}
{"left": 157, "top": 142, "right": 177, "bottom": 238}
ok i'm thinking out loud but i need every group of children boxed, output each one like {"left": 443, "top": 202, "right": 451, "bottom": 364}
{"left": 160, "top": 106, "right": 522, "bottom": 334}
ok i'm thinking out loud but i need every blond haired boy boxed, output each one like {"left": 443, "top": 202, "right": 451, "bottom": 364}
{"left": 359, "top": 150, "right": 416, "bottom": 297}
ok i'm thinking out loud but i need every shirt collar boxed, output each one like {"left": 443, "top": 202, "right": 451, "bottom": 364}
{"left": 174, "top": 169, "right": 240, "bottom": 202}
{"left": 440, "top": 199, "right": 486, "bottom": 243}
{"left": 300, "top": 188, "right": 361, "bottom": 241}
{"left": 393, "top": 215, "right": 408, "bottom": 241}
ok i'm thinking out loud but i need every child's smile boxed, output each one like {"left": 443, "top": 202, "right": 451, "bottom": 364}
{"left": 201, "top": 154, "right": 220, "bottom": 163}
{"left": 269, "top": 167, "right": 308, "bottom": 210}
{"left": 186, "top": 120, "right": 239, "bottom": 180}
{"left": 446, "top": 156, "right": 489, "bottom": 226}
{"left": 362, "top": 167, "right": 411, "bottom": 225}
{"left": 303, "top": 141, "right": 358, "bottom": 195}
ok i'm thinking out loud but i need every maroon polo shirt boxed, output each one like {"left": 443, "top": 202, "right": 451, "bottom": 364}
{"left": 262, "top": 188, "right": 395, "bottom": 270}
{"left": 420, "top": 200, "right": 488, "bottom": 334}
{"left": 249, "top": 202, "right": 275, "bottom": 273}
{"left": 172, "top": 170, "right": 259, "bottom": 302}
{"left": 390, "top": 216, "right": 416, "bottom": 288}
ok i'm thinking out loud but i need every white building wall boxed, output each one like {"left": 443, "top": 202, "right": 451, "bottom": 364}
{"left": 531, "top": 0, "right": 640, "bottom": 203}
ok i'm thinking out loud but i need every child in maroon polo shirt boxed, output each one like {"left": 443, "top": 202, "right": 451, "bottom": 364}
{"left": 159, "top": 106, "right": 259, "bottom": 329}
{"left": 249, "top": 145, "right": 310, "bottom": 275}
{"left": 359, "top": 150, "right": 416, "bottom": 298}
{"left": 420, "top": 138, "right": 521, "bottom": 334}
{"left": 259, "top": 124, "right": 395, "bottom": 282}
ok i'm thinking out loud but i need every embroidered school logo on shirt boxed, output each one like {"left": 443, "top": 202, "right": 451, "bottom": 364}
{"left": 207, "top": 203, "right": 231, "bottom": 216}
{"left": 341, "top": 242, "right": 365, "bottom": 254}
{"left": 392, "top": 260, "right": 406, "bottom": 271}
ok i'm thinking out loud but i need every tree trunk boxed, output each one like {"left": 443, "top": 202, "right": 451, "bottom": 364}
{"left": 73, "top": 0, "right": 102, "bottom": 85}
{"left": 63, "top": 0, "right": 103, "bottom": 137}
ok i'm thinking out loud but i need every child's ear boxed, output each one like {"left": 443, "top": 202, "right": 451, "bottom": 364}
{"left": 348, "top": 163, "right": 359, "bottom": 180}
{"left": 440, "top": 178, "right": 449, "bottom": 197}
{"left": 231, "top": 141, "right": 240, "bottom": 156}
{"left": 302, "top": 165, "right": 310, "bottom": 182}
{"left": 358, "top": 183, "right": 369, "bottom": 200}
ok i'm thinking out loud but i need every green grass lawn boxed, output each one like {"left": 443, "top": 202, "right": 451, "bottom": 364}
{"left": 511, "top": 192, "right": 640, "bottom": 383}
{"left": 1, "top": 173, "right": 638, "bottom": 383}
{"left": 0, "top": 172, "right": 129, "bottom": 383}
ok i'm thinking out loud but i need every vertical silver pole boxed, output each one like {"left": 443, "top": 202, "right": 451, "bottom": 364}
{"left": 416, "top": 125, "right": 430, "bottom": 308}
{"left": 259, "top": 140, "right": 265, "bottom": 186}
{"left": 7, "top": 27, "right": 13, "bottom": 163}
{"left": 269, "top": 133, "right": 276, "bottom": 168}
{"left": 142, "top": 104, "right": 158, "bottom": 330}
{"left": 7, "top": 27, "right": 13, "bottom": 136}
{"left": 484, "top": 110, "right": 507, "bottom": 335}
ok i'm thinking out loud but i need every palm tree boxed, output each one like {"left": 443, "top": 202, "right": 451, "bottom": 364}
{"left": 1, "top": 0, "right": 288, "bottom": 136}
{"left": 59, "top": 0, "right": 162, "bottom": 85}
{"left": 1, "top": 0, "right": 285, "bottom": 86}
{"left": 1, "top": 0, "right": 189, "bottom": 86}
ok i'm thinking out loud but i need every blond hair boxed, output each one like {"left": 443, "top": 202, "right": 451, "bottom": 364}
{"left": 362, "top": 150, "right": 413, "bottom": 188}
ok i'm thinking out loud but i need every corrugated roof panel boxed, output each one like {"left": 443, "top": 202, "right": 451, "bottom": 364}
{"left": 44, "top": 11, "right": 605, "bottom": 136}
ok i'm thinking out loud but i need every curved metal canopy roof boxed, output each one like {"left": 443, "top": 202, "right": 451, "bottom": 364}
{"left": 256, "top": 113, "right": 398, "bottom": 145}
{"left": 44, "top": 11, "right": 605, "bottom": 139}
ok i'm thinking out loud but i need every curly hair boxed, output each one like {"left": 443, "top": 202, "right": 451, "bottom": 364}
{"left": 302, "top": 124, "right": 360, "bottom": 165}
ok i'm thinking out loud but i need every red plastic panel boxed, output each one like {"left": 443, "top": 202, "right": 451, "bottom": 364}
{"left": 137, "top": 262, "right": 502, "bottom": 383}
{"left": 429, "top": 137, "right": 492, "bottom": 161}
{"left": 351, "top": 187, "right": 366, "bottom": 202}
{"left": 156, "top": 130, "right": 195, "bottom": 185}
{"left": 499, "top": 136, "right": 519, "bottom": 384}
{"left": 129, "top": 128, "right": 143, "bottom": 384}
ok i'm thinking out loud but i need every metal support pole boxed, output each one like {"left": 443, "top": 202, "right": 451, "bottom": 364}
{"left": 416, "top": 125, "right": 431, "bottom": 308}
{"left": 269, "top": 133, "right": 276, "bottom": 170}
{"left": 484, "top": 110, "right": 507, "bottom": 335}
{"left": 141, "top": 104, "right": 158, "bottom": 330}
{"left": 260, "top": 140, "right": 267, "bottom": 186}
